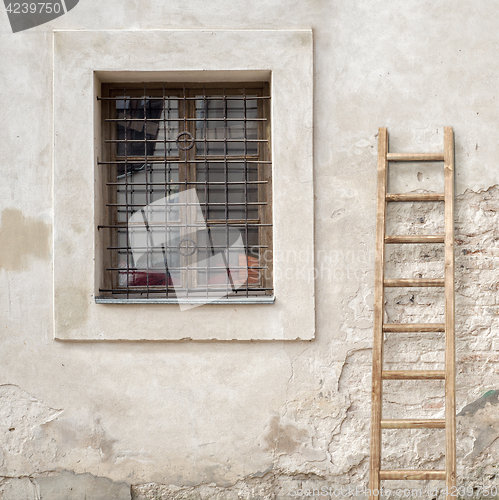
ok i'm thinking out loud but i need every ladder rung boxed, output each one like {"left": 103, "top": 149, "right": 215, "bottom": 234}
{"left": 383, "top": 323, "right": 445, "bottom": 332}
{"left": 382, "top": 370, "right": 445, "bottom": 380}
{"left": 386, "top": 193, "right": 445, "bottom": 202}
{"left": 384, "top": 278, "right": 445, "bottom": 287}
{"left": 386, "top": 153, "right": 445, "bottom": 162}
{"left": 381, "top": 419, "right": 445, "bottom": 429}
{"left": 385, "top": 235, "right": 445, "bottom": 244}
{"left": 379, "top": 470, "right": 446, "bottom": 481}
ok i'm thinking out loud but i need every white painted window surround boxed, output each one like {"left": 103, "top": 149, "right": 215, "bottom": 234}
{"left": 53, "top": 29, "right": 314, "bottom": 341}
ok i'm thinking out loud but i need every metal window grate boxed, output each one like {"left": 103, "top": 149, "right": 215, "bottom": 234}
{"left": 97, "top": 83, "right": 273, "bottom": 301}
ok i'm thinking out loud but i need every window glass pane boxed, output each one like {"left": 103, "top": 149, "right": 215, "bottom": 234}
{"left": 116, "top": 163, "right": 179, "bottom": 223}
{"left": 196, "top": 162, "right": 259, "bottom": 221}
{"left": 195, "top": 97, "right": 258, "bottom": 156}
{"left": 116, "top": 97, "right": 179, "bottom": 157}
{"left": 154, "top": 98, "right": 179, "bottom": 157}
{"left": 194, "top": 226, "right": 261, "bottom": 288}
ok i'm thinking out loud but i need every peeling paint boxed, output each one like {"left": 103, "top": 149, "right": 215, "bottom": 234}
{"left": 457, "top": 391, "right": 499, "bottom": 460}
{"left": 0, "top": 384, "right": 62, "bottom": 458}
{"left": 458, "top": 390, "right": 499, "bottom": 416}
{"left": 38, "top": 417, "right": 118, "bottom": 464}
{"left": 0, "top": 477, "right": 39, "bottom": 500}
{"left": 264, "top": 416, "right": 309, "bottom": 454}
{"left": 131, "top": 471, "right": 330, "bottom": 500}
{"left": 36, "top": 470, "right": 131, "bottom": 500}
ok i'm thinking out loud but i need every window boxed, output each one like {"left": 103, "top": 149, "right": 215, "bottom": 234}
{"left": 53, "top": 29, "right": 314, "bottom": 340}
{"left": 98, "top": 83, "right": 272, "bottom": 302}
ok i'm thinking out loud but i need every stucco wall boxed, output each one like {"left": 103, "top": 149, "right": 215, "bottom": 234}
{"left": 1, "top": 1, "right": 499, "bottom": 499}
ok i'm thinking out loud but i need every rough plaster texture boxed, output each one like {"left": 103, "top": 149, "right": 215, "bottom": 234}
{"left": 0, "top": 471, "right": 131, "bottom": 500}
{"left": 1, "top": 0, "right": 499, "bottom": 499}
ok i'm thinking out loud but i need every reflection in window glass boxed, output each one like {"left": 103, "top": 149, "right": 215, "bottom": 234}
{"left": 116, "top": 97, "right": 179, "bottom": 157}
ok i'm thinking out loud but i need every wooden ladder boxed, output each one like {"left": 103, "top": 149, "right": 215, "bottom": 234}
{"left": 369, "top": 127, "right": 455, "bottom": 499}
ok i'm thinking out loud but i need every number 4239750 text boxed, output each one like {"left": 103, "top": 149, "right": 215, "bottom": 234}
{"left": 5, "top": 2, "right": 62, "bottom": 14}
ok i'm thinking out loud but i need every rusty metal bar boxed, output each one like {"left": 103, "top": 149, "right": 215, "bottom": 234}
{"left": 104, "top": 139, "right": 268, "bottom": 143}
{"left": 163, "top": 85, "right": 169, "bottom": 298}
{"left": 106, "top": 265, "right": 268, "bottom": 271}
{"left": 107, "top": 202, "right": 268, "bottom": 207}
{"left": 243, "top": 88, "right": 249, "bottom": 297}
{"left": 202, "top": 86, "right": 210, "bottom": 299}
{"left": 98, "top": 160, "right": 272, "bottom": 164}
{"left": 108, "top": 245, "right": 268, "bottom": 250}
{"left": 98, "top": 287, "right": 274, "bottom": 294}
{"left": 108, "top": 181, "right": 269, "bottom": 186}
{"left": 99, "top": 223, "right": 271, "bottom": 229}
{"left": 105, "top": 117, "right": 268, "bottom": 122}
{"left": 124, "top": 90, "right": 130, "bottom": 299}
{"left": 98, "top": 95, "right": 271, "bottom": 101}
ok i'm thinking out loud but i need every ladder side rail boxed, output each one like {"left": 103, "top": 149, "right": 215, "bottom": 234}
{"left": 444, "top": 127, "right": 456, "bottom": 496}
{"left": 369, "top": 127, "right": 388, "bottom": 499}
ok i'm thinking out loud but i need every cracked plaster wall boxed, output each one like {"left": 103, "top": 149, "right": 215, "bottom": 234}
{"left": 2, "top": 0, "right": 499, "bottom": 499}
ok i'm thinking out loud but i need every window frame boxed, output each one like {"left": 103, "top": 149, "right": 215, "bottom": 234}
{"left": 98, "top": 82, "right": 273, "bottom": 301}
